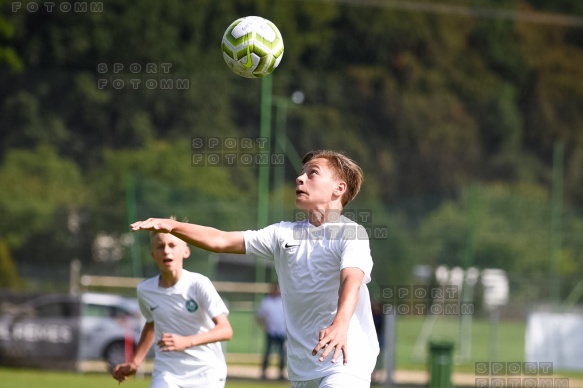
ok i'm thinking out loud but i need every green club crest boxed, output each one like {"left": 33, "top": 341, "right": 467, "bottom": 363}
{"left": 186, "top": 299, "right": 198, "bottom": 312}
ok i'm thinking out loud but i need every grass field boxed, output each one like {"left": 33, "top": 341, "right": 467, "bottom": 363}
{"left": 230, "top": 312, "right": 583, "bottom": 379}
{"left": 3, "top": 313, "right": 583, "bottom": 386}
{"left": 228, "top": 311, "right": 527, "bottom": 372}
{"left": 0, "top": 368, "right": 289, "bottom": 388}
{"left": 392, "top": 315, "right": 526, "bottom": 373}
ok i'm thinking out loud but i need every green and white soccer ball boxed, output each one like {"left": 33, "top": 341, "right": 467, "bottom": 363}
{"left": 221, "top": 16, "right": 284, "bottom": 78}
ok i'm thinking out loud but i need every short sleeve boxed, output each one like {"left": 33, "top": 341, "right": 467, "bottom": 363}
{"left": 340, "top": 225, "right": 373, "bottom": 284}
{"left": 243, "top": 224, "right": 278, "bottom": 262}
{"left": 137, "top": 290, "right": 153, "bottom": 322}
{"left": 195, "top": 276, "right": 229, "bottom": 319}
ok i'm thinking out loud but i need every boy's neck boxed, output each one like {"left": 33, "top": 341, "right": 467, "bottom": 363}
{"left": 158, "top": 269, "right": 182, "bottom": 288}
{"left": 308, "top": 208, "right": 343, "bottom": 226}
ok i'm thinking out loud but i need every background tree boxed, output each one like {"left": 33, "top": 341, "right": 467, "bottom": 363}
{"left": 1, "top": 0, "right": 582, "bottom": 298}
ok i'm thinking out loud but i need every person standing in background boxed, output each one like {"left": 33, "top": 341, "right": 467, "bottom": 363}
{"left": 256, "top": 283, "right": 287, "bottom": 380}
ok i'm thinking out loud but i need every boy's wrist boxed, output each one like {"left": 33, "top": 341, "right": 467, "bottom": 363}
{"left": 168, "top": 219, "right": 176, "bottom": 233}
{"left": 188, "top": 335, "right": 197, "bottom": 348}
{"left": 332, "top": 313, "right": 351, "bottom": 327}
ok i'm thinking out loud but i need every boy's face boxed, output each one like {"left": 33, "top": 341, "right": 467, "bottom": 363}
{"left": 150, "top": 233, "right": 190, "bottom": 273}
{"left": 295, "top": 158, "right": 345, "bottom": 210}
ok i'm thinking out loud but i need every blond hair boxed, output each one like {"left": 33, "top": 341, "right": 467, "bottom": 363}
{"left": 302, "top": 150, "right": 363, "bottom": 206}
{"left": 149, "top": 216, "right": 189, "bottom": 247}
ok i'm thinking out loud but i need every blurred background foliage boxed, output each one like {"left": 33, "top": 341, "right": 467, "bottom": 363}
{"left": 0, "top": 0, "right": 582, "bottom": 315}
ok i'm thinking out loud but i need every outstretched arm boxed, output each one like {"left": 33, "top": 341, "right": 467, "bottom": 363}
{"left": 130, "top": 218, "right": 245, "bottom": 254}
{"left": 112, "top": 321, "right": 155, "bottom": 383}
{"left": 311, "top": 267, "right": 364, "bottom": 365}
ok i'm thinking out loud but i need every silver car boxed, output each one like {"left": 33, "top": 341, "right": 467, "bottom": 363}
{"left": 78, "top": 292, "right": 146, "bottom": 369}
{"left": 0, "top": 291, "right": 147, "bottom": 370}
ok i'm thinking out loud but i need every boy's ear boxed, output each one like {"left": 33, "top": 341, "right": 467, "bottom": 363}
{"left": 183, "top": 245, "right": 191, "bottom": 259}
{"left": 334, "top": 181, "right": 347, "bottom": 195}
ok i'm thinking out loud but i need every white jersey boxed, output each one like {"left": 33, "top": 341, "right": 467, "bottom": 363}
{"left": 243, "top": 216, "right": 380, "bottom": 381}
{"left": 137, "top": 270, "right": 229, "bottom": 386}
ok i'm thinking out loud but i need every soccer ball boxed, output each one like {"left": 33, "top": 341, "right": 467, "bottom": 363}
{"left": 221, "top": 16, "right": 284, "bottom": 78}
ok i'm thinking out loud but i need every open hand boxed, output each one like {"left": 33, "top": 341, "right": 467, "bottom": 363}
{"left": 311, "top": 322, "right": 349, "bottom": 365}
{"left": 130, "top": 218, "right": 173, "bottom": 233}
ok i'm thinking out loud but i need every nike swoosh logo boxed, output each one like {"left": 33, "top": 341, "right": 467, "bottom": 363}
{"left": 284, "top": 243, "right": 299, "bottom": 248}
{"left": 150, "top": 305, "right": 159, "bottom": 311}
{"left": 243, "top": 43, "right": 253, "bottom": 69}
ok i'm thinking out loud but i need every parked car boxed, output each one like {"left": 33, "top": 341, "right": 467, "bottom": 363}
{"left": 78, "top": 292, "right": 147, "bottom": 369}
{"left": 0, "top": 291, "right": 148, "bottom": 370}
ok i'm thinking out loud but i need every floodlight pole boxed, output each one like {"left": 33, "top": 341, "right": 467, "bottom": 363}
{"left": 273, "top": 91, "right": 304, "bottom": 224}
{"left": 273, "top": 96, "right": 288, "bottom": 224}
{"left": 459, "top": 183, "right": 478, "bottom": 361}
{"left": 257, "top": 75, "right": 272, "bottom": 230}
{"left": 550, "top": 140, "right": 564, "bottom": 307}
{"left": 126, "top": 172, "right": 143, "bottom": 278}
{"left": 256, "top": 75, "right": 272, "bottom": 301}
{"left": 382, "top": 313, "right": 396, "bottom": 386}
